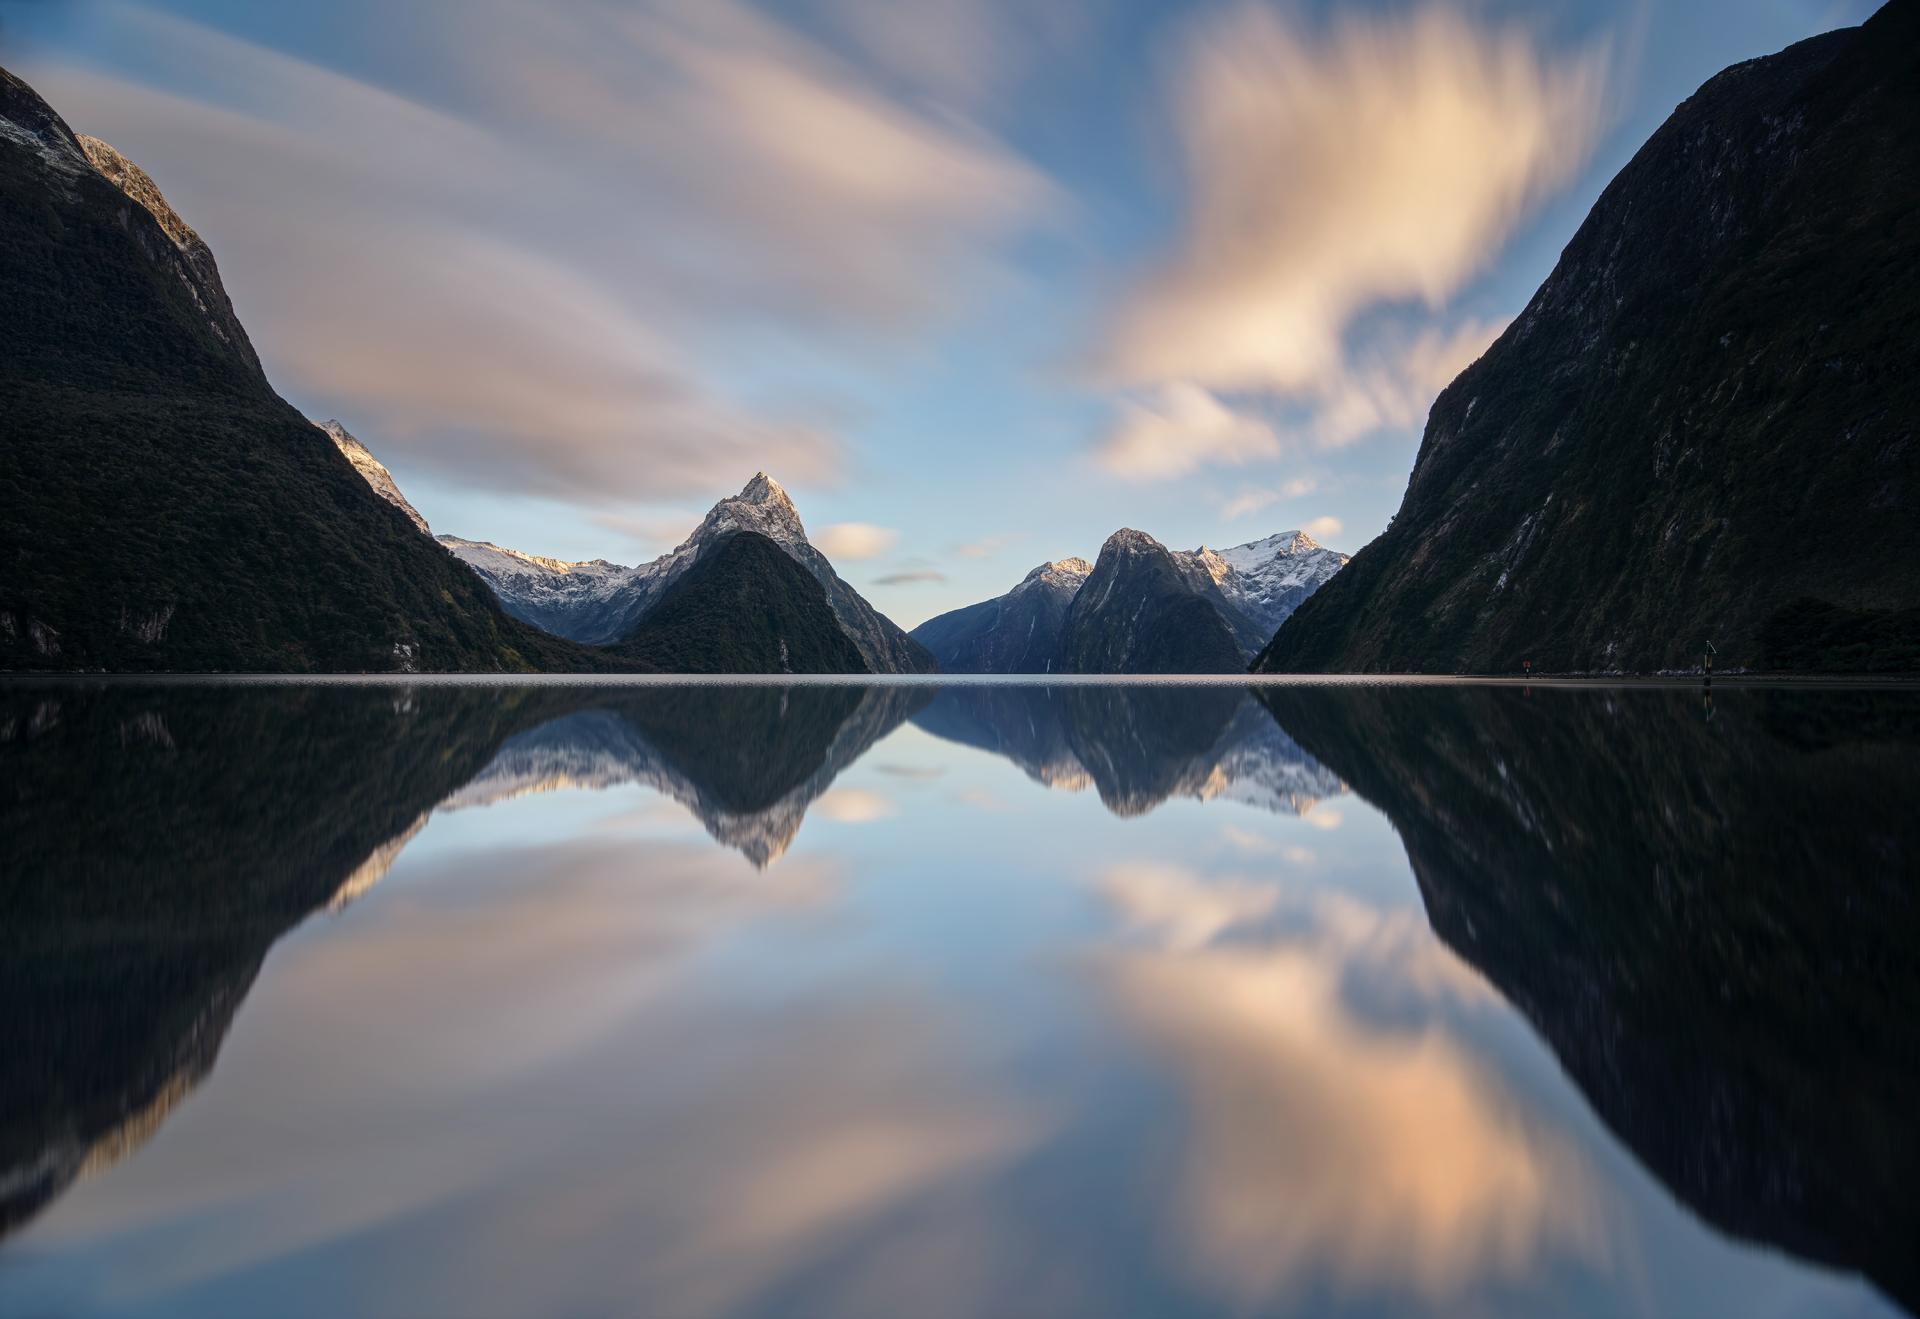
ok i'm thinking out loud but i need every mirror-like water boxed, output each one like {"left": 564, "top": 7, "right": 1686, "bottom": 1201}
{"left": 2, "top": 679, "right": 1915, "bottom": 1318}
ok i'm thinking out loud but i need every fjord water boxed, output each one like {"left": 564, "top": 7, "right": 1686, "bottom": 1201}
{"left": 2, "top": 680, "right": 1915, "bottom": 1318}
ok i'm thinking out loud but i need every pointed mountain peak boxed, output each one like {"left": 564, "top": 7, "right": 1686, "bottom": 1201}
{"left": 1100, "top": 528, "right": 1166, "bottom": 556}
{"left": 740, "top": 471, "right": 790, "bottom": 505}
{"left": 1019, "top": 557, "right": 1094, "bottom": 589}
{"left": 691, "top": 472, "right": 808, "bottom": 548}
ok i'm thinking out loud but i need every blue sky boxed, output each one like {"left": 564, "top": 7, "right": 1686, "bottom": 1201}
{"left": 1, "top": 0, "right": 1879, "bottom": 625}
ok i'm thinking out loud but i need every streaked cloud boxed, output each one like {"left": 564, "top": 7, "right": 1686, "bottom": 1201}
{"left": 1094, "top": 383, "right": 1280, "bottom": 480}
{"left": 1220, "top": 478, "right": 1316, "bottom": 522}
{"left": 591, "top": 510, "right": 703, "bottom": 559}
{"left": 815, "top": 522, "right": 901, "bottom": 561}
{"left": 1101, "top": 7, "right": 1608, "bottom": 393}
{"left": 873, "top": 570, "right": 947, "bottom": 586}
{"left": 23, "top": 0, "right": 1057, "bottom": 506}
{"left": 1085, "top": 6, "right": 1607, "bottom": 483}
{"left": 954, "top": 533, "right": 1026, "bottom": 560}
{"left": 1309, "top": 318, "right": 1507, "bottom": 450}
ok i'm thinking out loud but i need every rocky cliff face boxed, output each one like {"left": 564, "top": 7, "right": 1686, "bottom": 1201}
{"left": 75, "top": 133, "right": 262, "bottom": 379}
{"left": 0, "top": 66, "right": 598, "bottom": 673}
{"left": 1258, "top": 1, "right": 1920, "bottom": 674}
{"left": 1061, "top": 530, "right": 1246, "bottom": 674}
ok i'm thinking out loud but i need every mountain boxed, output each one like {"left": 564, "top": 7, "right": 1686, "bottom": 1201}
{"left": 910, "top": 558, "right": 1091, "bottom": 673}
{"left": 0, "top": 67, "right": 603, "bottom": 673}
{"left": 1257, "top": 682, "right": 1920, "bottom": 1311}
{"left": 616, "top": 531, "right": 870, "bottom": 673}
{"left": 1257, "top": 3, "right": 1920, "bottom": 675}
{"left": 915, "top": 531, "right": 1346, "bottom": 674}
{"left": 1207, "top": 531, "right": 1349, "bottom": 638}
{"left": 913, "top": 684, "right": 1344, "bottom": 820}
{"left": 320, "top": 420, "right": 431, "bottom": 535}
{"left": 435, "top": 536, "right": 650, "bottom": 642}
{"left": 1061, "top": 530, "right": 1245, "bottom": 674}
{"left": 440, "top": 473, "right": 936, "bottom": 673}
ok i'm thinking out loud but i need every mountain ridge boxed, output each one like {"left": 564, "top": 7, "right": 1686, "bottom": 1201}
{"left": 1256, "top": 3, "right": 1920, "bottom": 675}
{"left": 913, "top": 528, "right": 1346, "bottom": 673}
{"left": 0, "top": 65, "right": 612, "bottom": 674}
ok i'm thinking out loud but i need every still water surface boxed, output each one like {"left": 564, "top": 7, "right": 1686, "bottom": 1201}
{"left": 1, "top": 679, "right": 1915, "bottom": 1318}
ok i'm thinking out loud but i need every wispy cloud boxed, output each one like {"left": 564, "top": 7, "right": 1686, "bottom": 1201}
{"left": 873, "top": 569, "right": 948, "bottom": 586}
{"left": 590, "top": 510, "right": 702, "bottom": 558}
{"left": 954, "top": 533, "right": 1027, "bottom": 560}
{"left": 1094, "top": 383, "right": 1280, "bottom": 481}
{"left": 26, "top": 0, "right": 1058, "bottom": 505}
{"left": 1101, "top": 7, "right": 1607, "bottom": 392}
{"left": 1220, "top": 478, "right": 1317, "bottom": 522}
{"left": 1087, "top": 5, "right": 1607, "bottom": 481}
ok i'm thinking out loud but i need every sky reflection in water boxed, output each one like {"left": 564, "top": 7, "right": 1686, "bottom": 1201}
{"left": 0, "top": 680, "right": 1913, "bottom": 1318}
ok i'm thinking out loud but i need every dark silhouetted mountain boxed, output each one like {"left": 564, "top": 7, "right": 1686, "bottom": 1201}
{"left": 1062, "top": 530, "right": 1244, "bottom": 674}
{"left": 916, "top": 532, "right": 1347, "bottom": 674}
{"left": 0, "top": 67, "right": 602, "bottom": 673}
{"left": 440, "top": 473, "right": 936, "bottom": 674}
{"left": 1258, "top": 3, "right": 1920, "bottom": 674}
{"left": 911, "top": 558, "right": 1091, "bottom": 673}
{"left": 1258, "top": 682, "right": 1920, "bottom": 1310}
{"left": 615, "top": 531, "right": 871, "bottom": 674}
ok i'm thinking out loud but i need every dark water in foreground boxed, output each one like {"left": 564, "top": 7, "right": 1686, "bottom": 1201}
{"left": 1, "top": 678, "right": 1915, "bottom": 1318}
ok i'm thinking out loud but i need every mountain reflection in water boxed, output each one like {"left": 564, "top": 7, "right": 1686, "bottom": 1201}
{"left": 0, "top": 679, "right": 1914, "bottom": 1317}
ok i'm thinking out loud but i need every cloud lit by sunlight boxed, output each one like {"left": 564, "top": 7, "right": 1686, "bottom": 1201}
{"left": 1104, "top": 7, "right": 1607, "bottom": 392}
{"left": 815, "top": 522, "right": 902, "bottom": 561}
{"left": 814, "top": 788, "right": 898, "bottom": 823}
{"left": 1094, "top": 382, "right": 1281, "bottom": 479}
{"left": 1220, "top": 478, "right": 1316, "bottom": 522}
{"left": 1090, "top": 5, "right": 1608, "bottom": 480}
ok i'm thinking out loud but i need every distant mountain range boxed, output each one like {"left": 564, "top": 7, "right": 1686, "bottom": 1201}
{"left": 427, "top": 470, "right": 934, "bottom": 673}
{"left": 1258, "top": 1, "right": 1920, "bottom": 675}
{"left": 914, "top": 528, "right": 1346, "bottom": 674}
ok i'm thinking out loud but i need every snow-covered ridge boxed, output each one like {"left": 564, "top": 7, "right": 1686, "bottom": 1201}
{"left": 1203, "top": 530, "right": 1349, "bottom": 636}
{"left": 1017, "top": 558, "right": 1093, "bottom": 593}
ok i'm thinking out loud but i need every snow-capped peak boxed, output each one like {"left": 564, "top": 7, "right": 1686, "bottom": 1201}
{"left": 1203, "top": 529, "right": 1350, "bottom": 636}
{"left": 1101, "top": 528, "right": 1164, "bottom": 556}
{"left": 1017, "top": 558, "right": 1094, "bottom": 593}
{"left": 1219, "top": 529, "right": 1324, "bottom": 564}
{"left": 677, "top": 472, "right": 809, "bottom": 554}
